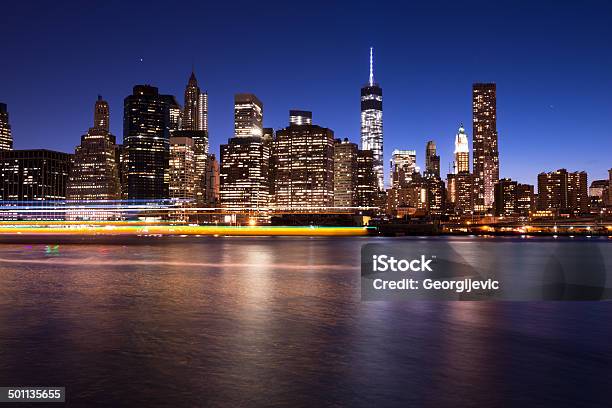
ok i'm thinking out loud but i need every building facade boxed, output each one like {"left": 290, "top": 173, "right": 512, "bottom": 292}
{"left": 360, "top": 47, "right": 384, "bottom": 191}
{"left": 390, "top": 149, "right": 417, "bottom": 188}
{"left": 182, "top": 71, "right": 208, "bottom": 132}
{"left": 169, "top": 136, "right": 196, "bottom": 200}
{"left": 472, "top": 83, "right": 499, "bottom": 212}
{"left": 333, "top": 138, "right": 358, "bottom": 208}
{"left": 67, "top": 96, "right": 121, "bottom": 200}
{"left": 537, "top": 169, "right": 589, "bottom": 215}
{"left": 454, "top": 124, "right": 469, "bottom": 174}
{"left": 356, "top": 150, "right": 377, "bottom": 208}
{"left": 274, "top": 111, "right": 335, "bottom": 209}
{"left": 0, "top": 150, "right": 72, "bottom": 201}
{"left": 220, "top": 94, "right": 269, "bottom": 212}
{"left": 124, "top": 85, "right": 172, "bottom": 200}
{"left": 425, "top": 140, "right": 440, "bottom": 177}
{"left": 0, "top": 103, "right": 13, "bottom": 151}
{"left": 204, "top": 153, "right": 220, "bottom": 207}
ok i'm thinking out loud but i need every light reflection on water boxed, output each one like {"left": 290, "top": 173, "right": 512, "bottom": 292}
{"left": 0, "top": 237, "right": 610, "bottom": 407}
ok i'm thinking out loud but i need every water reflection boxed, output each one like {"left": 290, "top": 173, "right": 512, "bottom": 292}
{"left": 0, "top": 237, "right": 610, "bottom": 407}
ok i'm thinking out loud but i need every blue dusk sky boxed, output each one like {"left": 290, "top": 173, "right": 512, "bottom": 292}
{"left": 1, "top": 0, "right": 611, "bottom": 186}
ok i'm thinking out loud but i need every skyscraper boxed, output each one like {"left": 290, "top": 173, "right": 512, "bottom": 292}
{"left": 360, "top": 47, "right": 384, "bottom": 191}
{"left": 390, "top": 149, "right": 417, "bottom": 188}
{"left": 0, "top": 103, "right": 13, "bottom": 150}
{"left": 220, "top": 94, "right": 269, "bottom": 212}
{"left": 274, "top": 111, "right": 335, "bottom": 209}
{"left": 67, "top": 96, "right": 121, "bottom": 200}
{"left": 234, "top": 94, "right": 263, "bottom": 138}
{"left": 356, "top": 150, "right": 377, "bottom": 209}
{"left": 425, "top": 140, "right": 440, "bottom": 177}
{"left": 124, "top": 85, "right": 172, "bottom": 200}
{"left": 472, "top": 83, "right": 499, "bottom": 212}
{"left": 454, "top": 124, "right": 469, "bottom": 174}
{"left": 169, "top": 136, "right": 196, "bottom": 200}
{"left": 333, "top": 139, "right": 358, "bottom": 208}
{"left": 182, "top": 71, "right": 208, "bottom": 132}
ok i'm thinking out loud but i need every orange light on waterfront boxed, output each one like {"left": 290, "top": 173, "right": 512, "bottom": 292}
{"left": 0, "top": 222, "right": 373, "bottom": 237}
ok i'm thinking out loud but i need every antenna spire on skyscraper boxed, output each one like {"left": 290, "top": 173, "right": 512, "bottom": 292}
{"left": 369, "top": 47, "right": 374, "bottom": 86}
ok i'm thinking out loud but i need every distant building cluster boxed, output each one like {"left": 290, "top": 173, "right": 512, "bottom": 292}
{"left": 0, "top": 49, "right": 610, "bottom": 224}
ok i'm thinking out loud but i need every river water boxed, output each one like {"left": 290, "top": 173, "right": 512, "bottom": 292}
{"left": 0, "top": 236, "right": 611, "bottom": 407}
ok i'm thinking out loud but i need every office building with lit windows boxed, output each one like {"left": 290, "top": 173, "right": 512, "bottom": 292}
{"left": 274, "top": 111, "right": 335, "bottom": 209}
{"left": 333, "top": 138, "right": 358, "bottom": 208}
{"left": 425, "top": 141, "right": 440, "bottom": 178}
{"left": 220, "top": 94, "right": 269, "bottom": 211}
{"left": 234, "top": 94, "right": 263, "bottom": 138}
{"left": 0, "top": 149, "right": 72, "bottom": 201}
{"left": 169, "top": 136, "right": 196, "bottom": 200}
{"left": 537, "top": 169, "right": 589, "bottom": 215}
{"left": 67, "top": 96, "right": 121, "bottom": 201}
{"left": 0, "top": 103, "right": 13, "bottom": 151}
{"left": 360, "top": 47, "right": 384, "bottom": 191}
{"left": 472, "top": 83, "right": 499, "bottom": 212}
{"left": 123, "top": 85, "right": 172, "bottom": 200}
{"left": 356, "top": 149, "right": 377, "bottom": 208}
{"left": 390, "top": 149, "right": 417, "bottom": 188}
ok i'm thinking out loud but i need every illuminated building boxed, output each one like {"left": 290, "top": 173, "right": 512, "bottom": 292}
{"left": 390, "top": 149, "right": 417, "bottom": 188}
{"left": 289, "top": 110, "right": 312, "bottom": 126}
{"left": 515, "top": 183, "right": 535, "bottom": 216}
{"left": 220, "top": 137, "right": 269, "bottom": 211}
{"left": 333, "top": 138, "right": 358, "bottom": 207}
{"left": 234, "top": 94, "right": 263, "bottom": 138}
{"left": 386, "top": 173, "right": 428, "bottom": 217}
{"left": 274, "top": 111, "right": 335, "bottom": 209}
{"left": 124, "top": 85, "right": 172, "bottom": 199}
{"left": 220, "top": 94, "right": 269, "bottom": 211}
{"left": 360, "top": 47, "right": 384, "bottom": 191}
{"left": 454, "top": 124, "right": 469, "bottom": 173}
{"left": 472, "top": 83, "right": 499, "bottom": 212}
{"left": 67, "top": 96, "right": 121, "bottom": 200}
{"left": 453, "top": 172, "right": 474, "bottom": 215}
{"left": 169, "top": 136, "right": 196, "bottom": 200}
{"left": 204, "top": 153, "right": 220, "bottom": 207}
{"left": 537, "top": 169, "right": 589, "bottom": 215}
{"left": 0, "top": 103, "right": 13, "bottom": 150}
{"left": 425, "top": 140, "right": 440, "bottom": 177}
{"left": 494, "top": 178, "right": 517, "bottom": 216}
{"left": 182, "top": 71, "right": 208, "bottom": 132}
{"left": 356, "top": 149, "right": 377, "bottom": 208}
{"left": 173, "top": 130, "right": 208, "bottom": 204}
{"left": 0, "top": 149, "right": 72, "bottom": 201}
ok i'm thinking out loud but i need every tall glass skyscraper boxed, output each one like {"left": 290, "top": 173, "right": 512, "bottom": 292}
{"left": 472, "top": 83, "right": 499, "bottom": 212}
{"left": 360, "top": 47, "right": 384, "bottom": 191}
{"left": 124, "top": 85, "right": 172, "bottom": 200}
{"left": 220, "top": 94, "right": 269, "bottom": 213}
{"left": 0, "top": 103, "right": 13, "bottom": 150}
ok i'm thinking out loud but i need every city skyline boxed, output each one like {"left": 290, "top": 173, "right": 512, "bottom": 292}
{"left": 1, "top": 1, "right": 611, "bottom": 187}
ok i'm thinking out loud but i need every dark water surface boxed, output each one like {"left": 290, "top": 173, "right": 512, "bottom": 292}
{"left": 0, "top": 237, "right": 611, "bottom": 407}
